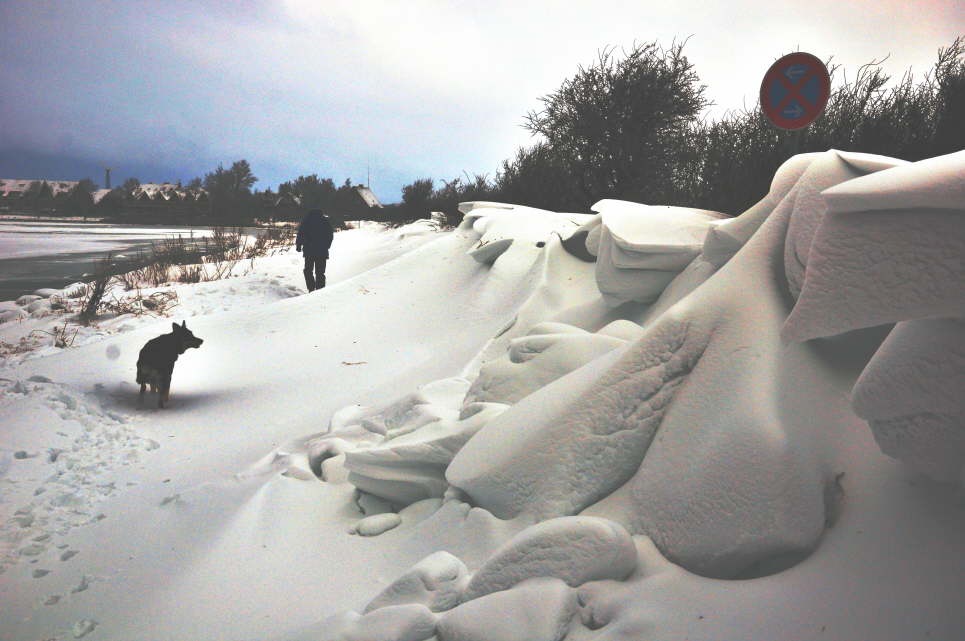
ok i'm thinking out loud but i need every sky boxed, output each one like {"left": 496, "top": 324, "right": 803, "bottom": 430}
{"left": 0, "top": 0, "right": 962, "bottom": 203}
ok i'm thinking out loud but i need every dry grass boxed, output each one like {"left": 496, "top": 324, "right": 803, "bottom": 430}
{"left": 29, "top": 320, "right": 79, "bottom": 348}
{"left": 30, "top": 224, "right": 292, "bottom": 333}
{"left": 100, "top": 288, "right": 180, "bottom": 317}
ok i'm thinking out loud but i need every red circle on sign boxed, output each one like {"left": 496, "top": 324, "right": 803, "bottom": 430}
{"left": 760, "top": 52, "right": 830, "bottom": 130}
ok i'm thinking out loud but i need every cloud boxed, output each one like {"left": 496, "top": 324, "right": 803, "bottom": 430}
{"left": 1, "top": 0, "right": 961, "bottom": 200}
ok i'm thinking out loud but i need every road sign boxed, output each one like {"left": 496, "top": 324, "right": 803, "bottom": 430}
{"left": 760, "top": 52, "right": 830, "bottom": 130}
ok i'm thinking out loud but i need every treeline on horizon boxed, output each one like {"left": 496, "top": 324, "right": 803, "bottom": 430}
{"left": 11, "top": 162, "right": 371, "bottom": 225}
{"left": 400, "top": 35, "right": 964, "bottom": 225}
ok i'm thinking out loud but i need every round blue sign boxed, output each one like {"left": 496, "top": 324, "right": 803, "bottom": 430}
{"left": 760, "top": 52, "right": 830, "bottom": 130}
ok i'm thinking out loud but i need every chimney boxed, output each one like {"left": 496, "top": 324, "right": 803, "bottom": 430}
{"left": 105, "top": 168, "right": 112, "bottom": 190}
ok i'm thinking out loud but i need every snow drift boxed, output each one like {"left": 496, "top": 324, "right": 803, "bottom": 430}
{"left": 318, "top": 149, "right": 965, "bottom": 640}
{"left": 1, "top": 152, "right": 963, "bottom": 641}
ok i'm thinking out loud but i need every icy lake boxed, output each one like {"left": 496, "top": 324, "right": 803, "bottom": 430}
{"left": 0, "top": 220, "right": 219, "bottom": 300}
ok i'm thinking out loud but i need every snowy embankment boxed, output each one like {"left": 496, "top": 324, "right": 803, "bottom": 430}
{"left": 2, "top": 151, "right": 964, "bottom": 641}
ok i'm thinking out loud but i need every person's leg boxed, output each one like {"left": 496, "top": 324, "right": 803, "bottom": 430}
{"left": 303, "top": 255, "right": 316, "bottom": 291}
{"left": 314, "top": 257, "right": 327, "bottom": 289}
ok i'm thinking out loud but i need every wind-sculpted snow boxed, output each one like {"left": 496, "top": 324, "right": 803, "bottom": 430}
{"left": 462, "top": 516, "right": 637, "bottom": 601}
{"left": 447, "top": 315, "right": 707, "bottom": 521}
{"left": 782, "top": 151, "right": 909, "bottom": 301}
{"left": 468, "top": 237, "right": 514, "bottom": 264}
{"left": 319, "top": 150, "right": 964, "bottom": 617}
{"left": 851, "top": 318, "right": 965, "bottom": 482}
{"left": 329, "top": 516, "right": 632, "bottom": 640}
{"left": 344, "top": 401, "right": 509, "bottom": 506}
{"left": 364, "top": 551, "right": 469, "bottom": 613}
{"left": 327, "top": 603, "right": 438, "bottom": 641}
{"left": 456, "top": 204, "right": 603, "bottom": 376}
{"left": 437, "top": 577, "right": 577, "bottom": 641}
{"left": 589, "top": 200, "right": 728, "bottom": 306}
{"left": 449, "top": 150, "right": 905, "bottom": 579}
{"left": 463, "top": 321, "right": 634, "bottom": 406}
{"left": 779, "top": 150, "right": 965, "bottom": 482}
{"left": 783, "top": 150, "right": 965, "bottom": 340}
{"left": 332, "top": 209, "right": 605, "bottom": 510}
{"left": 336, "top": 157, "right": 897, "bottom": 580}
{"left": 340, "top": 378, "right": 509, "bottom": 506}
{"left": 349, "top": 512, "right": 403, "bottom": 536}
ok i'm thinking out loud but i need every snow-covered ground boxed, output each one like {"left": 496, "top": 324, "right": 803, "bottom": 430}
{"left": 1, "top": 151, "right": 963, "bottom": 641}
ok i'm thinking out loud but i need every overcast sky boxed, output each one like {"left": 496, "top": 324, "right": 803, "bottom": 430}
{"left": 1, "top": 0, "right": 962, "bottom": 202}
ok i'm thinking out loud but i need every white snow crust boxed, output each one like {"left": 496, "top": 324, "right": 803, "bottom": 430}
{"left": 588, "top": 200, "right": 727, "bottom": 306}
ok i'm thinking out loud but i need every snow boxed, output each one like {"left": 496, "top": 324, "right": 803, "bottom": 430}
{"left": 0, "top": 178, "right": 78, "bottom": 197}
{"left": 350, "top": 512, "right": 403, "bottom": 536}
{"left": 463, "top": 323, "right": 627, "bottom": 405}
{"left": 589, "top": 200, "right": 727, "bottom": 306}
{"left": 783, "top": 150, "right": 965, "bottom": 340}
{"left": 462, "top": 516, "right": 637, "bottom": 600}
{"left": 1, "top": 152, "right": 964, "bottom": 641}
{"left": 851, "top": 317, "right": 965, "bottom": 482}
{"left": 343, "top": 396, "right": 507, "bottom": 505}
{"left": 364, "top": 550, "right": 469, "bottom": 613}
{"left": 326, "top": 603, "right": 437, "bottom": 641}
{"left": 437, "top": 577, "right": 577, "bottom": 641}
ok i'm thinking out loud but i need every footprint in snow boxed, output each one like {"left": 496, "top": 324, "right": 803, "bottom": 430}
{"left": 71, "top": 575, "right": 90, "bottom": 593}
{"left": 72, "top": 618, "right": 97, "bottom": 638}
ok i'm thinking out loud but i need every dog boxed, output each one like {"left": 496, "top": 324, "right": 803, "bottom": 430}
{"left": 136, "top": 321, "right": 204, "bottom": 408}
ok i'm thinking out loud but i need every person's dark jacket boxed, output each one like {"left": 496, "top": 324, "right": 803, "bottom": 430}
{"left": 296, "top": 210, "right": 334, "bottom": 258}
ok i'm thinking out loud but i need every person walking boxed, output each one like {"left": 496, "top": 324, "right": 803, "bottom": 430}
{"left": 296, "top": 209, "right": 334, "bottom": 292}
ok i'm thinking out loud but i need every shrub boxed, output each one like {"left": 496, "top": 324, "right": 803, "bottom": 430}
{"left": 524, "top": 39, "right": 709, "bottom": 208}
{"left": 79, "top": 254, "right": 114, "bottom": 324}
{"left": 689, "top": 36, "right": 965, "bottom": 214}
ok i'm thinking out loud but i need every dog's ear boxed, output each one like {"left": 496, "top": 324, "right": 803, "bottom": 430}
{"left": 181, "top": 320, "right": 187, "bottom": 329}
{"left": 172, "top": 322, "right": 180, "bottom": 332}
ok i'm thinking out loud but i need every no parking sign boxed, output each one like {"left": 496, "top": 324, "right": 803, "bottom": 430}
{"left": 760, "top": 52, "right": 830, "bottom": 130}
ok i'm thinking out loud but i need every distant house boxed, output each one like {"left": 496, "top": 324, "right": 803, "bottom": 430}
{"left": 268, "top": 192, "right": 303, "bottom": 221}
{"left": 262, "top": 185, "right": 385, "bottom": 223}
{"left": 0, "top": 179, "right": 37, "bottom": 199}
{"left": 0, "top": 179, "right": 34, "bottom": 208}
{"left": 91, "top": 189, "right": 112, "bottom": 205}
{"left": 1, "top": 178, "right": 78, "bottom": 198}
{"left": 355, "top": 186, "right": 383, "bottom": 209}
{"left": 0, "top": 178, "right": 80, "bottom": 213}
{"left": 48, "top": 181, "right": 80, "bottom": 196}
{"left": 103, "top": 182, "right": 211, "bottom": 220}
{"left": 336, "top": 185, "right": 384, "bottom": 223}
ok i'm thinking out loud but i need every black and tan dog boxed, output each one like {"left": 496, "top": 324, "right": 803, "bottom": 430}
{"left": 137, "top": 321, "right": 204, "bottom": 408}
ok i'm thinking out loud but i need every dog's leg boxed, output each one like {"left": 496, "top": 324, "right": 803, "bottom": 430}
{"left": 159, "top": 374, "right": 171, "bottom": 409}
{"left": 139, "top": 383, "right": 146, "bottom": 406}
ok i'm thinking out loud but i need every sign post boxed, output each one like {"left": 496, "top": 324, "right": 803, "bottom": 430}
{"left": 760, "top": 52, "right": 831, "bottom": 131}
